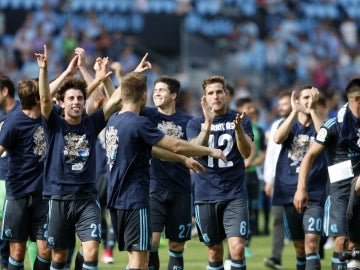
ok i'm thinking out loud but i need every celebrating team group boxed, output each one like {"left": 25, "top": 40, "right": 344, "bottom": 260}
{"left": 0, "top": 43, "right": 360, "bottom": 270}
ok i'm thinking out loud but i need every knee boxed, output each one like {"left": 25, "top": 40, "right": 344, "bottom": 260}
{"left": 208, "top": 244, "right": 223, "bottom": 262}
{"left": 168, "top": 241, "right": 185, "bottom": 252}
{"left": 229, "top": 242, "right": 246, "bottom": 260}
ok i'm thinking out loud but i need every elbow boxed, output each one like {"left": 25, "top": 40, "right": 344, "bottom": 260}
{"left": 243, "top": 150, "right": 251, "bottom": 159}
{"left": 171, "top": 140, "right": 182, "bottom": 154}
{"left": 273, "top": 135, "right": 282, "bottom": 144}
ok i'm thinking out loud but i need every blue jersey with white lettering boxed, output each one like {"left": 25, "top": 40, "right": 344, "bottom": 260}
{"left": 106, "top": 112, "right": 165, "bottom": 209}
{"left": 141, "top": 107, "right": 193, "bottom": 193}
{"left": 0, "top": 110, "right": 45, "bottom": 197}
{"left": 316, "top": 104, "right": 360, "bottom": 194}
{"left": 273, "top": 119, "right": 328, "bottom": 206}
{"left": 0, "top": 101, "right": 21, "bottom": 180}
{"left": 41, "top": 108, "right": 106, "bottom": 198}
{"left": 186, "top": 111, "right": 254, "bottom": 202}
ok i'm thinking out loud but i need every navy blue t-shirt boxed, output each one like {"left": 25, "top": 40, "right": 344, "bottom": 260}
{"left": 316, "top": 104, "right": 360, "bottom": 195}
{"left": 95, "top": 130, "right": 106, "bottom": 175}
{"left": 141, "top": 107, "right": 193, "bottom": 193}
{"left": 186, "top": 111, "right": 254, "bottom": 202}
{"left": 0, "top": 101, "right": 21, "bottom": 180}
{"left": 273, "top": 119, "right": 328, "bottom": 206}
{"left": 0, "top": 110, "right": 45, "bottom": 197}
{"left": 41, "top": 107, "right": 106, "bottom": 198}
{"left": 105, "top": 111, "right": 165, "bottom": 210}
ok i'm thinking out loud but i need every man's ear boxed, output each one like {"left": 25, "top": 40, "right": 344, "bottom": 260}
{"left": 1, "top": 87, "right": 8, "bottom": 97}
{"left": 59, "top": 100, "right": 65, "bottom": 108}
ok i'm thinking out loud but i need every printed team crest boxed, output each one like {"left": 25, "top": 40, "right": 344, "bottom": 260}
{"left": 105, "top": 126, "right": 118, "bottom": 172}
{"left": 33, "top": 126, "right": 46, "bottom": 162}
{"left": 63, "top": 133, "right": 89, "bottom": 164}
{"left": 288, "top": 134, "right": 314, "bottom": 167}
{"left": 316, "top": 128, "right": 327, "bottom": 143}
{"left": 157, "top": 121, "right": 183, "bottom": 139}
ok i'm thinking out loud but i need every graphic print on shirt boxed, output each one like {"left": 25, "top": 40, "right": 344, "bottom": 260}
{"left": 157, "top": 120, "right": 183, "bottom": 139}
{"left": 63, "top": 133, "right": 89, "bottom": 171}
{"left": 105, "top": 126, "right": 118, "bottom": 172}
{"left": 288, "top": 134, "right": 314, "bottom": 171}
{"left": 33, "top": 126, "right": 46, "bottom": 162}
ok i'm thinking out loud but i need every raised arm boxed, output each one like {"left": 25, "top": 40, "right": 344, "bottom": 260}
{"left": 274, "top": 91, "right": 299, "bottom": 144}
{"left": 35, "top": 45, "right": 53, "bottom": 119}
{"left": 309, "top": 87, "right": 324, "bottom": 132}
{"left": 49, "top": 54, "right": 78, "bottom": 98}
{"left": 189, "top": 96, "right": 214, "bottom": 146}
{"left": 234, "top": 112, "right": 252, "bottom": 159}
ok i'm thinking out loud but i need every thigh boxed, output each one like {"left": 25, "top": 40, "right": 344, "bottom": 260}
{"left": 165, "top": 192, "right": 192, "bottom": 242}
{"left": 76, "top": 198, "right": 101, "bottom": 243}
{"left": 1, "top": 198, "right": 29, "bottom": 242}
{"left": 30, "top": 197, "right": 49, "bottom": 242}
{"left": 303, "top": 205, "right": 323, "bottom": 235}
{"left": 47, "top": 200, "right": 76, "bottom": 249}
{"left": 223, "top": 198, "right": 249, "bottom": 239}
{"left": 111, "top": 208, "right": 151, "bottom": 251}
{"left": 284, "top": 203, "right": 304, "bottom": 241}
{"left": 0, "top": 180, "right": 6, "bottom": 220}
{"left": 324, "top": 195, "right": 348, "bottom": 237}
{"left": 149, "top": 189, "right": 167, "bottom": 233}
{"left": 194, "top": 202, "right": 225, "bottom": 246}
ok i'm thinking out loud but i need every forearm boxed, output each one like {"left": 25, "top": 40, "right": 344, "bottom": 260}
{"left": 103, "top": 86, "right": 122, "bottom": 121}
{"left": 189, "top": 122, "right": 212, "bottom": 146}
{"left": 102, "top": 77, "right": 116, "bottom": 98}
{"left": 235, "top": 128, "right": 252, "bottom": 159}
{"left": 152, "top": 146, "right": 187, "bottom": 163}
{"left": 39, "top": 66, "right": 53, "bottom": 114}
{"left": 49, "top": 71, "right": 69, "bottom": 98}
{"left": 273, "top": 110, "right": 297, "bottom": 144}
{"left": 310, "top": 109, "right": 324, "bottom": 132}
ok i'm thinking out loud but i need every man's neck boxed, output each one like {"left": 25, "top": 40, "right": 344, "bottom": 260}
{"left": 22, "top": 106, "right": 41, "bottom": 119}
{"left": 298, "top": 112, "right": 312, "bottom": 127}
{"left": 157, "top": 104, "right": 175, "bottom": 115}
{"left": 4, "top": 98, "right": 16, "bottom": 114}
{"left": 120, "top": 103, "right": 141, "bottom": 115}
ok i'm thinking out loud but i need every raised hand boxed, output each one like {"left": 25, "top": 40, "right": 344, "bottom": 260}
{"left": 133, "top": 53, "right": 152, "bottom": 73}
{"left": 35, "top": 44, "right": 48, "bottom": 69}
{"left": 290, "top": 90, "right": 302, "bottom": 113}
{"left": 309, "top": 87, "right": 320, "bottom": 110}
{"left": 200, "top": 96, "right": 215, "bottom": 123}
{"left": 74, "top": 47, "right": 87, "bottom": 69}
{"left": 93, "top": 57, "right": 113, "bottom": 83}
{"left": 234, "top": 111, "right": 246, "bottom": 132}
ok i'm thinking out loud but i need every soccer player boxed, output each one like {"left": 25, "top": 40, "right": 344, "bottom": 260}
{"left": 294, "top": 78, "right": 360, "bottom": 270}
{"left": 273, "top": 86, "right": 328, "bottom": 270}
{"left": 141, "top": 76, "right": 193, "bottom": 270}
{"left": 186, "top": 75, "right": 253, "bottom": 270}
{"left": 105, "top": 71, "right": 227, "bottom": 270}
{"left": 0, "top": 75, "right": 21, "bottom": 270}
{"left": 0, "top": 78, "right": 51, "bottom": 270}
{"left": 36, "top": 45, "right": 122, "bottom": 270}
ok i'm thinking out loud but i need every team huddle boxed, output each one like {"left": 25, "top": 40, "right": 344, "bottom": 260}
{"left": 0, "top": 44, "right": 360, "bottom": 270}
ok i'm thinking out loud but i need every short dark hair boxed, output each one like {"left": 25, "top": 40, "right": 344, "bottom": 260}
{"left": 154, "top": 76, "right": 180, "bottom": 101}
{"left": 0, "top": 75, "right": 16, "bottom": 98}
{"left": 235, "top": 97, "right": 253, "bottom": 108}
{"left": 345, "top": 78, "right": 360, "bottom": 96}
{"left": 121, "top": 72, "right": 147, "bottom": 103}
{"left": 18, "top": 79, "right": 39, "bottom": 110}
{"left": 56, "top": 77, "right": 87, "bottom": 102}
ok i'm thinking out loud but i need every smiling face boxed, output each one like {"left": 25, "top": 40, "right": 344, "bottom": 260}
{"left": 60, "top": 88, "right": 85, "bottom": 124}
{"left": 204, "top": 82, "right": 227, "bottom": 115}
{"left": 298, "top": 88, "right": 313, "bottom": 115}
{"left": 153, "top": 82, "right": 176, "bottom": 110}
